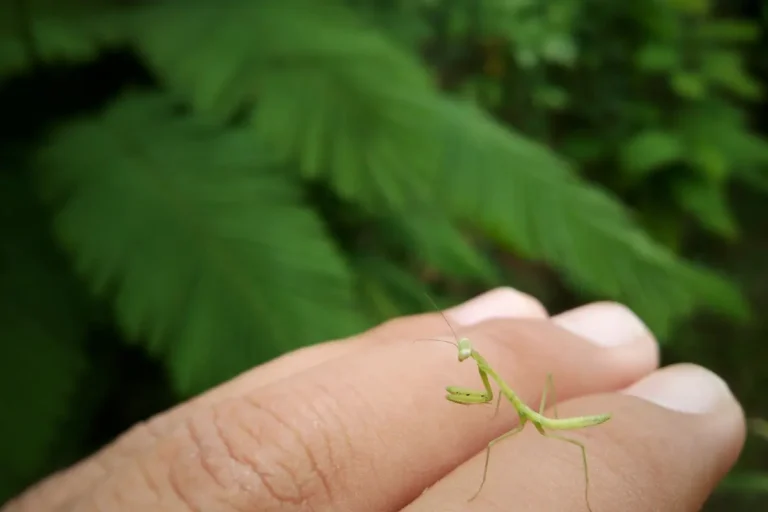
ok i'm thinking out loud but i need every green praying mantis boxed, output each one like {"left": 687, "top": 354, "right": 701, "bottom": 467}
{"left": 424, "top": 302, "right": 612, "bottom": 512}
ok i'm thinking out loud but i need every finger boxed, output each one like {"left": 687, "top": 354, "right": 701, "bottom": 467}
{"left": 553, "top": 301, "right": 661, "bottom": 362}
{"left": 409, "top": 363, "right": 745, "bottom": 512}
{"left": 153, "top": 287, "right": 549, "bottom": 433}
{"left": 23, "top": 301, "right": 655, "bottom": 512}
{"left": 7, "top": 287, "right": 547, "bottom": 512}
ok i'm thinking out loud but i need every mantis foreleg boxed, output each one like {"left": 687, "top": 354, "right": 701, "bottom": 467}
{"left": 446, "top": 365, "right": 494, "bottom": 405}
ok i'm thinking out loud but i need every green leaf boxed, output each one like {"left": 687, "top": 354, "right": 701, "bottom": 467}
{"left": 560, "top": 133, "right": 608, "bottom": 164}
{"left": 698, "top": 20, "right": 760, "bottom": 43}
{"left": 750, "top": 418, "right": 768, "bottom": 441}
{"left": 638, "top": 207, "right": 685, "bottom": 252}
{"left": 133, "top": 0, "right": 442, "bottom": 211}
{"left": 671, "top": 71, "right": 707, "bottom": 99}
{"left": 0, "top": 0, "right": 131, "bottom": 79}
{"left": 35, "top": 91, "right": 366, "bottom": 394}
{"left": 352, "top": 2, "right": 433, "bottom": 49}
{"left": 435, "top": 101, "right": 748, "bottom": 335}
{"left": 540, "top": 34, "right": 577, "bottom": 65}
{"left": 635, "top": 43, "right": 680, "bottom": 71}
{"left": 727, "top": 132, "right": 768, "bottom": 169}
{"left": 690, "top": 146, "right": 728, "bottom": 181}
{"left": 701, "top": 50, "right": 762, "bottom": 100}
{"left": 621, "top": 130, "right": 684, "bottom": 178}
{"left": 678, "top": 101, "right": 768, "bottom": 180}
{"left": 673, "top": 177, "right": 739, "bottom": 239}
{"left": 131, "top": 0, "right": 749, "bottom": 334}
{"left": 668, "top": 0, "right": 710, "bottom": 16}
{"left": 532, "top": 84, "right": 569, "bottom": 110}
{"left": 380, "top": 211, "right": 499, "bottom": 283}
{"left": 133, "top": 0, "right": 431, "bottom": 115}
{"left": 733, "top": 164, "right": 768, "bottom": 195}
{"left": 354, "top": 255, "right": 435, "bottom": 324}
{"left": 0, "top": 172, "right": 89, "bottom": 501}
{"left": 718, "top": 472, "right": 768, "bottom": 494}
{"left": 253, "top": 68, "right": 442, "bottom": 210}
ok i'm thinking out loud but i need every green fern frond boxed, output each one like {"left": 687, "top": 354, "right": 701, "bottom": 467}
{"left": 132, "top": 0, "right": 431, "bottom": 113}
{"left": 673, "top": 177, "right": 739, "bottom": 239}
{"left": 378, "top": 211, "right": 499, "bottom": 282}
{"left": 0, "top": 0, "right": 131, "bottom": 79}
{"left": 35, "top": 91, "right": 366, "bottom": 394}
{"left": 0, "top": 172, "right": 88, "bottom": 501}
{"left": 130, "top": 0, "right": 748, "bottom": 334}
{"left": 679, "top": 101, "right": 768, "bottom": 177}
{"left": 133, "top": 0, "right": 441, "bottom": 210}
{"left": 354, "top": 254, "right": 436, "bottom": 323}
{"left": 434, "top": 101, "right": 749, "bottom": 334}
{"left": 621, "top": 130, "right": 684, "bottom": 179}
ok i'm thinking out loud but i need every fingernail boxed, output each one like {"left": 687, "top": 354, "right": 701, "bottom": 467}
{"left": 623, "top": 364, "right": 734, "bottom": 414}
{"left": 554, "top": 302, "right": 652, "bottom": 346}
{"left": 447, "top": 287, "right": 547, "bottom": 326}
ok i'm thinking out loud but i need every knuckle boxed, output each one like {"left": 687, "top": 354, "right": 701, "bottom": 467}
{"left": 492, "top": 286, "right": 549, "bottom": 318}
{"left": 163, "top": 393, "right": 343, "bottom": 511}
{"left": 102, "top": 420, "right": 162, "bottom": 466}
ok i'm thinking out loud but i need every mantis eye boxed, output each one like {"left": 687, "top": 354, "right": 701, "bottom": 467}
{"left": 457, "top": 338, "right": 472, "bottom": 361}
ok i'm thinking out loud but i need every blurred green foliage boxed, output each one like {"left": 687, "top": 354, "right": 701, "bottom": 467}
{"left": 1, "top": 0, "right": 768, "bottom": 507}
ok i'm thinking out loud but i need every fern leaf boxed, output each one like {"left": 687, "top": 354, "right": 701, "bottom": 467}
{"left": 35, "top": 91, "right": 366, "bottom": 394}
{"left": 435, "top": 101, "right": 749, "bottom": 335}
{"left": 673, "top": 177, "right": 739, "bottom": 239}
{"left": 0, "top": 172, "right": 88, "bottom": 501}
{"left": 133, "top": 0, "right": 431, "bottom": 113}
{"left": 131, "top": 0, "right": 748, "bottom": 334}
{"left": 354, "top": 254, "right": 437, "bottom": 323}
{"left": 378, "top": 212, "right": 499, "bottom": 282}
{"left": 133, "top": 0, "right": 441, "bottom": 211}
{"left": 621, "top": 130, "right": 684, "bottom": 178}
{"left": 0, "top": 0, "right": 131, "bottom": 79}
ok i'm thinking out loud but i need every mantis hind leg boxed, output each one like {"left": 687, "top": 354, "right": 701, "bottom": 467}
{"left": 467, "top": 416, "right": 528, "bottom": 502}
{"left": 534, "top": 424, "right": 594, "bottom": 512}
{"left": 539, "top": 372, "right": 559, "bottom": 418}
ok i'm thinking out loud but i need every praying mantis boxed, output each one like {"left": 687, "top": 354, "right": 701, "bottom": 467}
{"left": 425, "top": 302, "right": 612, "bottom": 511}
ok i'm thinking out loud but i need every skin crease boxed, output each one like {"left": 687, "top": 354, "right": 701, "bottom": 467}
{"left": 3, "top": 288, "right": 745, "bottom": 512}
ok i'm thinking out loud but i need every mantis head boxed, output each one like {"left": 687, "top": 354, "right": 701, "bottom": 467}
{"left": 457, "top": 337, "right": 473, "bottom": 361}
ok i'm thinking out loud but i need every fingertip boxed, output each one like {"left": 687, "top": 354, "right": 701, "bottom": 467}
{"left": 620, "top": 364, "right": 747, "bottom": 490}
{"left": 623, "top": 363, "right": 740, "bottom": 415}
{"left": 554, "top": 301, "right": 655, "bottom": 348}
{"left": 551, "top": 302, "right": 660, "bottom": 384}
{"left": 447, "top": 287, "right": 548, "bottom": 326}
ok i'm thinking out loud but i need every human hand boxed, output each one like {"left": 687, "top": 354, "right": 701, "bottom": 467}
{"left": 4, "top": 288, "right": 745, "bottom": 511}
